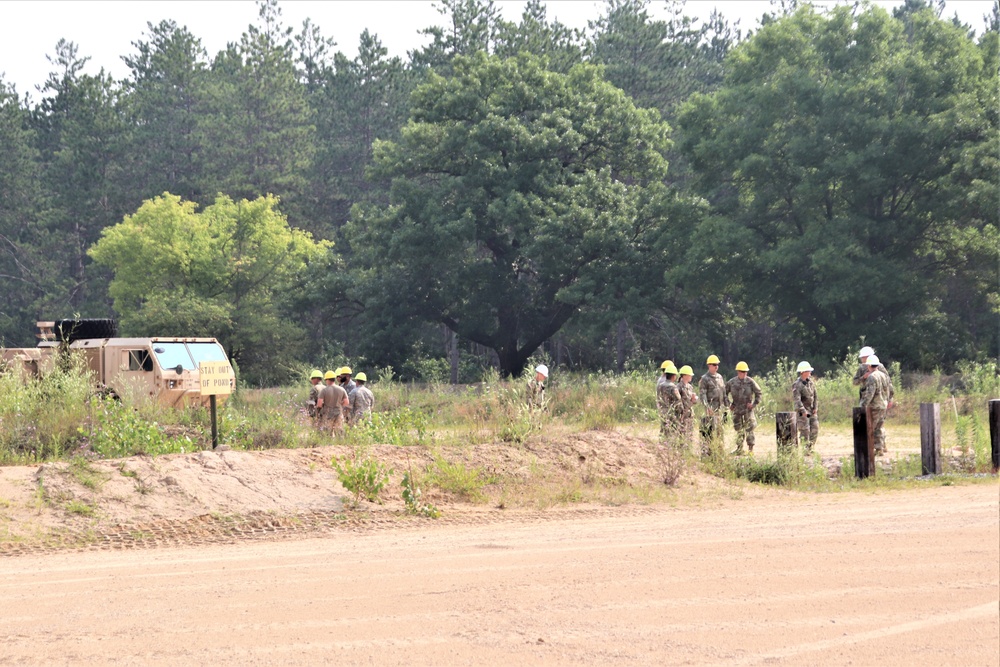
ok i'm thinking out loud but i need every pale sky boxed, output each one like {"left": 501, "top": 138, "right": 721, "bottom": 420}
{"left": 1, "top": 0, "right": 993, "bottom": 99}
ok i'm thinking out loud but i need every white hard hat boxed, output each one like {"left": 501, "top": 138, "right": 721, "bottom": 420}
{"left": 535, "top": 364, "right": 549, "bottom": 378}
{"left": 867, "top": 354, "right": 880, "bottom": 366}
{"left": 858, "top": 346, "right": 875, "bottom": 358}
{"left": 796, "top": 361, "right": 813, "bottom": 374}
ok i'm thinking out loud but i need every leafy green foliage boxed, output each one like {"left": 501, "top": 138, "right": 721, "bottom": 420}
{"left": 401, "top": 471, "right": 440, "bottom": 518}
{"left": 332, "top": 451, "right": 393, "bottom": 506}
{"left": 84, "top": 397, "right": 193, "bottom": 458}
{"left": 88, "top": 192, "right": 332, "bottom": 384}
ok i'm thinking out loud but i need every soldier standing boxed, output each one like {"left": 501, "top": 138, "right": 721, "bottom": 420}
{"left": 526, "top": 364, "right": 548, "bottom": 410}
{"left": 698, "top": 355, "right": 728, "bottom": 455}
{"left": 860, "top": 354, "right": 893, "bottom": 455}
{"left": 853, "top": 345, "right": 892, "bottom": 400}
{"left": 316, "top": 370, "right": 349, "bottom": 435}
{"left": 339, "top": 367, "right": 357, "bottom": 425}
{"left": 656, "top": 361, "right": 683, "bottom": 444}
{"left": 792, "top": 361, "right": 819, "bottom": 454}
{"left": 306, "top": 369, "right": 323, "bottom": 421}
{"left": 725, "top": 361, "right": 762, "bottom": 454}
{"left": 352, "top": 372, "right": 375, "bottom": 423}
{"left": 677, "top": 365, "right": 699, "bottom": 449}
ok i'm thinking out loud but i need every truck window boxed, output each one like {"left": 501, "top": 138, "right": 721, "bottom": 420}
{"left": 127, "top": 350, "right": 153, "bottom": 372}
{"left": 187, "top": 342, "right": 229, "bottom": 364}
{"left": 152, "top": 342, "right": 195, "bottom": 370}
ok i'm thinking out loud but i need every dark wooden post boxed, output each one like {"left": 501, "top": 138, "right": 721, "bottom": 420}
{"left": 853, "top": 407, "right": 875, "bottom": 479}
{"left": 919, "top": 403, "right": 941, "bottom": 475}
{"left": 990, "top": 399, "right": 999, "bottom": 473}
{"left": 776, "top": 412, "right": 797, "bottom": 455}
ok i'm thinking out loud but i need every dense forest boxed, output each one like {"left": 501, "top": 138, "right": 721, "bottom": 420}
{"left": 1, "top": 0, "right": 997, "bottom": 385}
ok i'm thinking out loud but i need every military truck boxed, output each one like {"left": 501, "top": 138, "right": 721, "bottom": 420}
{"left": 0, "top": 319, "right": 235, "bottom": 408}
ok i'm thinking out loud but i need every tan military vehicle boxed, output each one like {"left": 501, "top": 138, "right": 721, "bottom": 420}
{"left": 0, "top": 319, "right": 235, "bottom": 408}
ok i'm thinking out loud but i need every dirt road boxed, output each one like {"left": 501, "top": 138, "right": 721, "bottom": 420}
{"left": 2, "top": 484, "right": 997, "bottom": 665}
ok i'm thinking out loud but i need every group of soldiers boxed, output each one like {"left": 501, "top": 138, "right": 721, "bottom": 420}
{"left": 305, "top": 366, "right": 375, "bottom": 433}
{"left": 656, "top": 346, "right": 895, "bottom": 456}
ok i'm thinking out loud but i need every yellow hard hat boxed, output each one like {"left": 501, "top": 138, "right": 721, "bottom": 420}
{"left": 663, "top": 361, "right": 679, "bottom": 375}
{"left": 735, "top": 361, "right": 749, "bottom": 372}
{"left": 355, "top": 372, "right": 367, "bottom": 382}
{"left": 324, "top": 370, "right": 337, "bottom": 380}
{"left": 659, "top": 359, "right": 673, "bottom": 370}
{"left": 341, "top": 366, "right": 353, "bottom": 375}
{"left": 678, "top": 365, "right": 693, "bottom": 376}
{"left": 706, "top": 354, "right": 720, "bottom": 365}
{"left": 310, "top": 369, "right": 323, "bottom": 379}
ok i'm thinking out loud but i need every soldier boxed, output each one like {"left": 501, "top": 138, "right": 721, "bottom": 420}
{"left": 339, "top": 366, "right": 357, "bottom": 425}
{"left": 792, "top": 361, "right": 818, "bottom": 454}
{"left": 725, "top": 361, "right": 762, "bottom": 454}
{"left": 677, "top": 365, "right": 699, "bottom": 449}
{"left": 698, "top": 355, "right": 728, "bottom": 455}
{"left": 656, "top": 361, "right": 683, "bottom": 444}
{"left": 306, "top": 369, "right": 323, "bottom": 421}
{"left": 352, "top": 372, "right": 375, "bottom": 423}
{"left": 316, "top": 370, "right": 349, "bottom": 435}
{"left": 526, "top": 364, "right": 548, "bottom": 410}
{"left": 852, "top": 345, "right": 893, "bottom": 400}
{"left": 860, "top": 354, "right": 893, "bottom": 455}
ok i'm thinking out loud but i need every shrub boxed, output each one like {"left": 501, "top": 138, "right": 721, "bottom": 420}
{"left": 402, "top": 471, "right": 440, "bottom": 518}
{"left": 332, "top": 451, "right": 392, "bottom": 506}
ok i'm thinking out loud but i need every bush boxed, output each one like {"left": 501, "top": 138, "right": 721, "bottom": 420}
{"left": 402, "top": 471, "right": 440, "bottom": 518}
{"left": 332, "top": 450, "right": 392, "bottom": 506}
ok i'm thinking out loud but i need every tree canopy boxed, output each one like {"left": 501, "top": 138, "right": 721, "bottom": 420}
{"left": 349, "top": 52, "right": 677, "bottom": 376}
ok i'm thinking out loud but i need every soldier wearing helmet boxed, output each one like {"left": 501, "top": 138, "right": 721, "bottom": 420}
{"left": 351, "top": 372, "right": 375, "bottom": 423}
{"left": 852, "top": 345, "right": 893, "bottom": 402}
{"left": 698, "top": 355, "right": 728, "bottom": 455}
{"left": 792, "top": 361, "right": 818, "bottom": 454}
{"left": 526, "top": 364, "right": 548, "bottom": 410}
{"left": 725, "top": 361, "right": 762, "bottom": 454}
{"left": 860, "top": 355, "right": 893, "bottom": 455}
{"left": 316, "top": 370, "right": 349, "bottom": 435}
{"left": 656, "top": 361, "right": 683, "bottom": 443}
{"left": 306, "top": 369, "right": 323, "bottom": 420}
{"left": 676, "top": 365, "right": 699, "bottom": 448}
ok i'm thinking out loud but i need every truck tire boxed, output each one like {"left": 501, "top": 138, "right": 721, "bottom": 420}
{"left": 54, "top": 318, "right": 119, "bottom": 342}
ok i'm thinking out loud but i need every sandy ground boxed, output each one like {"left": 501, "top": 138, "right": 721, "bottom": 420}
{"left": 0, "top": 484, "right": 997, "bottom": 665}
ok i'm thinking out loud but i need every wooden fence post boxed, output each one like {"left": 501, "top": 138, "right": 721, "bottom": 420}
{"left": 919, "top": 403, "right": 941, "bottom": 475}
{"left": 853, "top": 407, "right": 875, "bottom": 479}
{"left": 776, "top": 412, "right": 797, "bottom": 455}
{"left": 990, "top": 399, "right": 999, "bottom": 474}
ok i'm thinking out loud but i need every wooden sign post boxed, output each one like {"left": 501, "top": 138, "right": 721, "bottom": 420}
{"left": 990, "top": 399, "right": 999, "bottom": 474}
{"left": 853, "top": 407, "right": 875, "bottom": 479}
{"left": 200, "top": 360, "right": 234, "bottom": 449}
{"left": 775, "top": 412, "right": 797, "bottom": 456}
{"left": 919, "top": 403, "right": 941, "bottom": 476}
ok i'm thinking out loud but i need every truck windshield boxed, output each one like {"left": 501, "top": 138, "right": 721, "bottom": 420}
{"left": 187, "top": 342, "right": 229, "bottom": 364}
{"left": 152, "top": 342, "right": 195, "bottom": 370}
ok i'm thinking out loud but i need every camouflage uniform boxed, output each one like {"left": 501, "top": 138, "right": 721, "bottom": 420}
{"left": 792, "top": 375, "right": 818, "bottom": 453}
{"left": 656, "top": 376, "right": 683, "bottom": 443}
{"left": 306, "top": 382, "right": 320, "bottom": 419}
{"left": 698, "top": 371, "right": 728, "bottom": 453}
{"left": 318, "top": 383, "right": 348, "bottom": 435}
{"left": 526, "top": 378, "right": 546, "bottom": 410}
{"left": 677, "top": 380, "right": 697, "bottom": 448}
{"left": 860, "top": 368, "right": 892, "bottom": 453}
{"left": 725, "top": 375, "right": 762, "bottom": 453}
{"left": 352, "top": 385, "right": 375, "bottom": 423}
{"left": 853, "top": 362, "right": 892, "bottom": 400}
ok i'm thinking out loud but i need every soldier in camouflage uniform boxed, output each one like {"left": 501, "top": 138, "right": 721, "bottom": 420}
{"left": 676, "top": 365, "right": 699, "bottom": 450}
{"left": 852, "top": 345, "right": 893, "bottom": 401}
{"left": 306, "top": 369, "right": 323, "bottom": 422}
{"left": 792, "top": 361, "right": 818, "bottom": 454}
{"left": 317, "top": 370, "right": 350, "bottom": 436}
{"left": 860, "top": 354, "right": 893, "bottom": 455}
{"left": 351, "top": 372, "right": 375, "bottom": 423}
{"left": 698, "top": 355, "right": 728, "bottom": 455}
{"left": 656, "top": 361, "right": 683, "bottom": 444}
{"left": 725, "top": 361, "right": 762, "bottom": 454}
{"left": 526, "top": 364, "right": 548, "bottom": 410}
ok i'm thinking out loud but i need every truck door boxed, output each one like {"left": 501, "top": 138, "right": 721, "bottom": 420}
{"left": 113, "top": 348, "right": 156, "bottom": 399}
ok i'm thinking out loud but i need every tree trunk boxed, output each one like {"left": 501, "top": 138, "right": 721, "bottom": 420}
{"left": 616, "top": 318, "right": 627, "bottom": 373}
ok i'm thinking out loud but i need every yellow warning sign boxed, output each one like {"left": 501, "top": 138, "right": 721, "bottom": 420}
{"left": 199, "top": 360, "right": 234, "bottom": 396}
